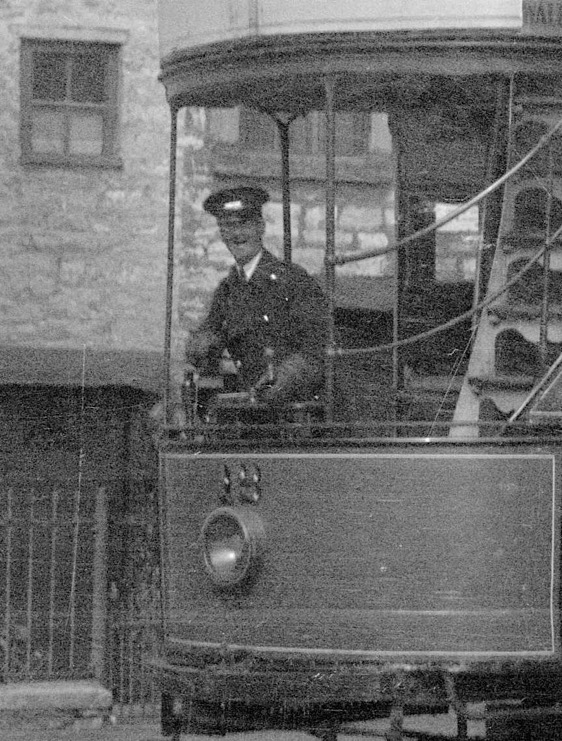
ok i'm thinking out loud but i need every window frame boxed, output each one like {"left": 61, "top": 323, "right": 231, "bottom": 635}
{"left": 20, "top": 37, "right": 123, "bottom": 169}
{"left": 239, "top": 108, "right": 372, "bottom": 157}
{"left": 209, "top": 107, "right": 394, "bottom": 185}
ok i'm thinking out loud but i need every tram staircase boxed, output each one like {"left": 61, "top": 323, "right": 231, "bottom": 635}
{"left": 399, "top": 281, "right": 477, "bottom": 434}
{"left": 399, "top": 374, "right": 463, "bottom": 437}
{"left": 451, "top": 87, "right": 562, "bottom": 435}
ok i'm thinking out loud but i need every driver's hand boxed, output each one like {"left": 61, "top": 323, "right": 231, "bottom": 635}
{"left": 149, "top": 400, "right": 186, "bottom": 428}
{"left": 253, "top": 369, "right": 275, "bottom": 393}
{"left": 254, "top": 354, "right": 319, "bottom": 406}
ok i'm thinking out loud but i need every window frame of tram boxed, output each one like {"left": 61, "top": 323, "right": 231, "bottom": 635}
{"left": 207, "top": 107, "right": 479, "bottom": 398}
{"left": 208, "top": 106, "right": 393, "bottom": 183}
{"left": 240, "top": 107, "right": 371, "bottom": 157}
{"left": 207, "top": 105, "right": 480, "bottom": 288}
{"left": 19, "top": 38, "right": 122, "bottom": 169}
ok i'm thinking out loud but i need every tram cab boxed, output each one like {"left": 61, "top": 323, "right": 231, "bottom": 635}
{"left": 153, "top": 1, "right": 562, "bottom": 739}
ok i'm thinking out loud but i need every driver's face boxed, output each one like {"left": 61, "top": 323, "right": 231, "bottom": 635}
{"left": 218, "top": 215, "right": 264, "bottom": 266}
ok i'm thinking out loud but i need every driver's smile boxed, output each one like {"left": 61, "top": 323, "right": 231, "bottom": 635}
{"left": 218, "top": 216, "right": 265, "bottom": 267}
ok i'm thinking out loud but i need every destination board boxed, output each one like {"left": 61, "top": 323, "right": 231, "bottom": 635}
{"left": 524, "top": 0, "right": 562, "bottom": 34}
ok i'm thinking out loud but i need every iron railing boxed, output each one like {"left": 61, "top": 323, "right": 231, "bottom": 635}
{"left": 0, "top": 470, "right": 162, "bottom": 717}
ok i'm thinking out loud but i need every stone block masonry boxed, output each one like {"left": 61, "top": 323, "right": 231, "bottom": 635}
{"left": 0, "top": 0, "right": 170, "bottom": 389}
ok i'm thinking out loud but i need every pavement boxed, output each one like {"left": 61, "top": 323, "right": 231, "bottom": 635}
{"left": 0, "top": 716, "right": 163, "bottom": 741}
{"left": 0, "top": 712, "right": 486, "bottom": 741}
{"left": 0, "top": 680, "right": 487, "bottom": 740}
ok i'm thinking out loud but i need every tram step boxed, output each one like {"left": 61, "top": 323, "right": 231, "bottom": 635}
{"left": 488, "top": 303, "right": 562, "bottom": 322}
{"left": 397, "top": 387, "right": 460, "bottom": 433}
{"left": 404, "top": 375, "right": 464, "bottom": 392}
{"left": 468, "top": 375, "right": 536, "bottom": 393}
{"left": 500, "top": 231, "right": 562, "bottom": 253}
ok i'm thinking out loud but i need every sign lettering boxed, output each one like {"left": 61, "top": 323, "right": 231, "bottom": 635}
{"left": 523, "top": 0, "right": 562, "bottom": 33}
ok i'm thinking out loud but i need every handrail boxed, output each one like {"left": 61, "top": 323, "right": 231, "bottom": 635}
{"left": 331, "top": 114, "right": 562, "bottom": 266}
{"left": 471, "top": 77, "right": 512, "bottom": 332}
{"left": 507, "top": 349, "right": 562, "bottom": 425}
{"left": 333, "top": 220, "right": 562, "bottom": 357}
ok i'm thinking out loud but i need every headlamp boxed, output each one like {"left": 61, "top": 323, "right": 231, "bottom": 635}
{"left": 201, "top": 506, "right": 265, "bottom": 587}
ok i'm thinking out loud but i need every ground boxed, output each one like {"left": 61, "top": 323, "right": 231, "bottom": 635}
{"left": 0, "top": 711, "right": 486, "bottom": 741}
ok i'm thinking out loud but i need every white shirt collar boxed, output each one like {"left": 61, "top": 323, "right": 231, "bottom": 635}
{"left": 241, "top": 250, "right": 263, "bottom": 281}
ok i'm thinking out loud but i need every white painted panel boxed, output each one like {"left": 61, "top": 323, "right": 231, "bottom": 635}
{"left": 158, "top": 0, "right": 522, "bottom": 59}
{"left": 158, "top": 0, "right": 254, "bottom": 57}
{"left": 259, "top": 0, "right": 522, "bottom": 35}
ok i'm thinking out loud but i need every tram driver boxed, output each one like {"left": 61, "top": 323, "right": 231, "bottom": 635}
{"left": 185, "top": 185, "right": 329, "bottom": 417}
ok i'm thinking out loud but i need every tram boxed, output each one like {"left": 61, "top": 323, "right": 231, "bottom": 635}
{"left": 153, "top": 1, "right": 562, "bottom": 739}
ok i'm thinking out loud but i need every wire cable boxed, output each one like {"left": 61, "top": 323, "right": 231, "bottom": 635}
{"left": 332, "top": 220, "right": 562, "bottom": 357}
{"left": 332, "top": 114, "right": 562, "bottom": 265}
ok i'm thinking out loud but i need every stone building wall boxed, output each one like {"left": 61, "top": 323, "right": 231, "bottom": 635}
{"left": 0, "top": 0, "right": 169, "bottom": 389}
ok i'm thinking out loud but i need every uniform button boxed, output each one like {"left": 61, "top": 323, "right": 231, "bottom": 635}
{"left": 263, "top": 314, "right": 269, "bottom": 322}
{"left": 270, "top": 273, "right": 277, "bottom": 280}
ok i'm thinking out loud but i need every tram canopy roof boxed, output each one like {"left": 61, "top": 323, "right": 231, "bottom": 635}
{"left": 155, "top": 0, "right": 562, "bottom": 111}
{"left": 158, "top": 42, "right": 562, "bottom": 112}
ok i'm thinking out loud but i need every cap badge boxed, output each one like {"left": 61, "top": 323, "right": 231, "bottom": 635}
{"left": 224, "top": 200, "right": 243, "bottom": 211}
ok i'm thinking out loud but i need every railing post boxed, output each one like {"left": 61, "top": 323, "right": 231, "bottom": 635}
{"left": 91, "top": 486, "right": 108, "bottom": 682}
{"left": 2, "top": 487, "right": 13, "bottom": 681}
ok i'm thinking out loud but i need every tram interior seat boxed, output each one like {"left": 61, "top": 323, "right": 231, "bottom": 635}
{"left": 332, "top": 282, "right": 474, "bottom": 426}
{"left": 399, "top": 281, "right": 474, "bottom": 378}
{"left": 333, "top": 307, "right": 395, "bottom": 425}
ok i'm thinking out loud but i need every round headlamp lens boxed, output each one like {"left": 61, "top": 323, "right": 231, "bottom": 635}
{"left": 201, "top": 507, "right": 264, "bottom": 587}
{"left": 206, "top": 521, "right": 246, "bottom": 577}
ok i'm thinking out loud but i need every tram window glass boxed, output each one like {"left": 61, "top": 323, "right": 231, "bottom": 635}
{"left": 398, "top": 198, "right": 479, "bottom": 286}
{"left": 239, "top": 108, "right": 370, "bottom": 157}
{"left": 19, "top": 39, "right": 121, "bottom": 168}
{"left": 208, "top": 107, "right": 394, "bottom": 184}
{"left": 435, "top": 203, "right": 480, "bottom": 283}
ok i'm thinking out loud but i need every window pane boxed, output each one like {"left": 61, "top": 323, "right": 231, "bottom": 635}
{"left": 23, "top": 41, "right": 119, "bottom": 166}
{"left": 370, "top": 113, "right": 393, "bottom": 153}
{"left": 32, "top": 53, "right": 66, "bottom": 101}
{"left": 290, "top": 115, "right": 312, "bottom": 154}
{"left": 71, "top": 52, "right": 107, "bottom": 104}
{"left": 69, "top": 111, "right": 103, "bottom": 155}
{"left": 316, "top": 113, "right": 368, "bottom": 156}
{"left": 238, "top": 108, "right": 370, "bottom": 156}
{"left": 342, "top": 112, "right": 369, "bottom": 156}
{"left": 239, "top": 108, "right": 276, "bottom": 150}
{"left": 31, "top": 109, "right": 65, "bottom": 154}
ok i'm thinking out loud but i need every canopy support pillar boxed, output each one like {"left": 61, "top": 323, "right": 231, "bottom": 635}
{"left": 276, "top": 117, "right": 293, "bottom": 264}
{"left": 324, "top": 76, "right": 337, "bottom": 422}
{"left": 164, "top": 105, "right": 179, "bottom": 425}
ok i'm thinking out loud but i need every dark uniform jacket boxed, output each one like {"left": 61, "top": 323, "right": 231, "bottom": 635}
{"left": 196, "top": 250, "right": 328, "bottom": 394}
